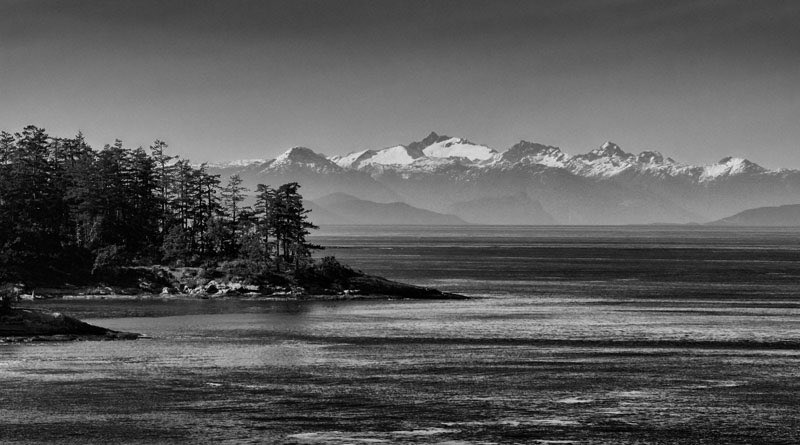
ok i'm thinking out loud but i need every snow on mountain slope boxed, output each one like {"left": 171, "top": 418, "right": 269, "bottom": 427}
{"left": 205, "top": 159, "right": 267, "bottom": 169}
{"left": 331, "top": 145, "right": 421, "bottom": 169}
{"left": 636, "top": 151, "right": 671, "bottom": 165}
{"left": 499, "top": 141, "right": 570, "bottom": 168}
{"left": 268, "top": 147, "right": 342, "bottom": 173}
{"left": 207, "top": 146, "right": 403, "bottom": 204}
{"left": 576, "top": 141, "right": 631, "bottom": 162}
{"left": 537, "top": 141, "right": 705, "bottom": 180}
{"left": 331, "top": 133, "right": 497, "bottom": 172}
{"left": 422, "top": 137, "right": 496, "bottom": 161}
{"left": 362, "top": 145, "right": 417, "bottom": 165}
{"left": 700, "top": 157, "right": 766, "bottom": 181}
{"left": 273, "top": 146, "right": 328, "bottom": 166}
{"left": 569, "top": 142, "right": 639, "bottom": 177}
{"left": 494, "top": 140, "right": 693, "bottom": 179}
{"left": 330, "top": 149, "right": 371, "bottom": 168}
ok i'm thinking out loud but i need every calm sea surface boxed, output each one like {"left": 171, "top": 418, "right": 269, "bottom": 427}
{"left": 2, "top": 226, "right": 800, "bottom": 444}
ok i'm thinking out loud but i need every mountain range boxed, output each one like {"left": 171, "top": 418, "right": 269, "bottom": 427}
{"left": 206, "top": 132, "right": 800, "bottom": 225}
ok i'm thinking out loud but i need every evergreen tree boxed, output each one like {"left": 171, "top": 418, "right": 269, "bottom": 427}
{"left": 149, "top": 139, "right": 174, "bottom": 236}
{"left": 185, "top": 164, "right": 222, "bottom": 258}
{"left": 220, "top": 174, "right": 248, "bottom": 255}
{"left": 254, "top": 184, "right": 277, "bottom": 263}
{"left": 272, "top": 182, "right": 320, "bottom": 268}
{"left": 128, "top": 147, "right": 161, "bottom": 260}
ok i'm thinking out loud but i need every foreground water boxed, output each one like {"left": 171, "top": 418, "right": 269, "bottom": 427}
{"left": 2, "top": 226, "right": 800, "bottom": 444}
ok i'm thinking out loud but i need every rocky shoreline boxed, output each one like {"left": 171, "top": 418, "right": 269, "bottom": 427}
{"left": 18, "top": 265, "right": 468, "bottom": 302}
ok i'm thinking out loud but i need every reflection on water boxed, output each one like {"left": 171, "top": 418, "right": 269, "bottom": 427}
{"left": 2, "top": 226, "right": 800, "bottom": 444}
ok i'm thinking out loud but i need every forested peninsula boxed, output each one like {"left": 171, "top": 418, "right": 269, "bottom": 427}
{"left": 0, "top": 126, "right": 463, "bottom": 339}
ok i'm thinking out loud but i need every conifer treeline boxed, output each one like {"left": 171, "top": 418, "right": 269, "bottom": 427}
{"left": 0, "top": 125, "right": 319, "bottom": 283}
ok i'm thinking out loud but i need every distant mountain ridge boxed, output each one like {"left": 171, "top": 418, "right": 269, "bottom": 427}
{"left": 308, "top": 193, "right": 466, "bottom": 226}
{"left": 710, "top": 204, "right": 800, "bottom": 227}
{"left": 449, "top": 193, "right": 556, "bottom": 225}
{"left": 206, "top": 132, "right": 800, "bottom": 225}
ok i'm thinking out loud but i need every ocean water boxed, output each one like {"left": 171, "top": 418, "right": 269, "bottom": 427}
{"left": 2, "top": 226, "right": 800, "bottom": 444}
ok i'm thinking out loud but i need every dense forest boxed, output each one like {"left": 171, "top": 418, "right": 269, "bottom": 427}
{"left": 0, "top": 125, "right": 321, "bottom": 285}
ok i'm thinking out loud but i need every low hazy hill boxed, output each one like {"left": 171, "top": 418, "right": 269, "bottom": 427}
{"left": 710, "top": 204, "right": 800, "bottom": 227}
{"left": 304, "top": 201, "right": 355, "bottom": 225}
{"left": 309, "top": 193, "right": 466, "bottom": 225}
{"left": 449, "top": 193, "right": 557, "bottom": 225}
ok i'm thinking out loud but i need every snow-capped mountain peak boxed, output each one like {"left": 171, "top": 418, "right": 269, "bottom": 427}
{"left": 581, "top": 141, "right": 632, "bottom": 161}
{"left": 274, "top": 147, "right": 329, "bottom": 165}
{"left": 421, "top": 136, "right": 496, "bottom": 161}
{"left": 568, "top": 141, "right": 638, "bottom": 177}
{"left": 601, "top": 141, "right": 620, "bottom": 151}
{"left": 268, "top": 146, "right": 342, "bottom": 174}
{"left": 501, "top": 141, "right": 570, "bottom": 167}
{"left": 700, "top": 157, "right": 766, "bottom": 181}
{"left": 407, "top": 131, "right": 450, "bottom": 155}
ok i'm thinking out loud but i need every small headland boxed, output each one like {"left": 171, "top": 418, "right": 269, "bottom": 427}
{"left": 0, "top": 283, "right": 140, "bottom": 342}
{"left": 0, "top": 307, "right": 142, "bottom": 343}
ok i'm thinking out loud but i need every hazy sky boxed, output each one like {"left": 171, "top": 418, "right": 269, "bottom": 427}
{"left": 1, "top": 0, "right": 798, "bottom": 167}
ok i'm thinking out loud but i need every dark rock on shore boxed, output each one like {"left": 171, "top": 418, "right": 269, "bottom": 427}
{"left": 294, "top": 257, "right": 469, "bottom": 299}
{"left": 346, "top": 276, "right": 468, "bottom": 300}
{"left": 0, "top": 308, "right": 142, "bottom": 342}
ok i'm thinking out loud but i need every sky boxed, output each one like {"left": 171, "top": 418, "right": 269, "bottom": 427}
{"left": 1, "top": 0, "right": 798, "bottom": 168}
